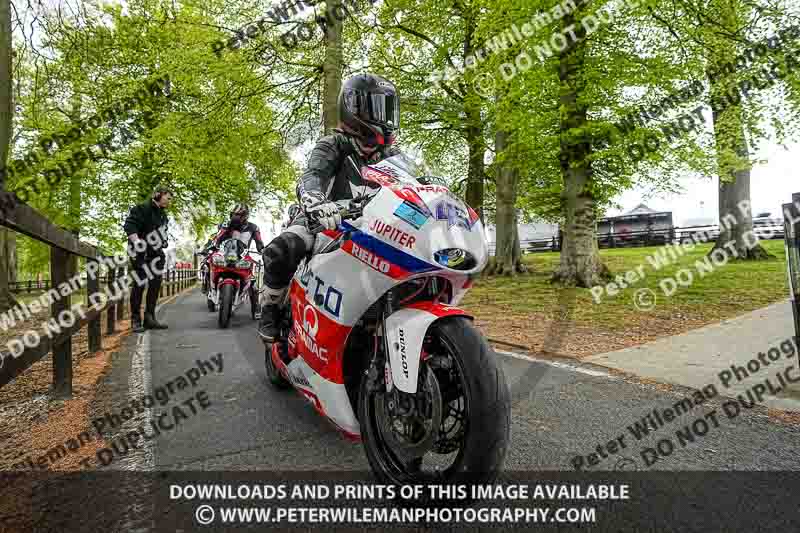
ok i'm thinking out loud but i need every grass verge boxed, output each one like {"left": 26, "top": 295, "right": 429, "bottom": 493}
{"left": 463, "top": 240, "right": 789, "bottom": 358}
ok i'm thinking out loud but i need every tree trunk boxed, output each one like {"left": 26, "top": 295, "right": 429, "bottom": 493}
{"left": 551, "top": 9, "right": 610, "bottom": 287}
{"left": 6, "top": 228, "right": 15, "bottom": 283}
{"left": 68, "top": 98, "right": 82, "bottom": 235}
{"left": 0, "top": 0, "right": 18, "bottom": 312}
{"left": 711, "top": 162, "right": 771, "bottom": 259}
{"left": 321, "top": 0, "right": 343, "bottom": 135}
{"left": 462, "top": 13, "right": 485, "bottom": 219}
{"left": 491, "top": 127, "right": 526, "bottom": 276}
{"left": 707, "top": 80, "right": 772, "bottom": 260}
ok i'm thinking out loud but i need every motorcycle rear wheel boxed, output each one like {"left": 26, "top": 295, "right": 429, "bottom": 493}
{"left": 358, "top": 316, "right": 510, "bottom": 504}
{"left": 218, "top": 284, "right": 234, "bottom": 328}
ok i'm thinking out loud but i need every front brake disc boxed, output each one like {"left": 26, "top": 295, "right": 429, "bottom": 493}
{"left": 375, "top": 365, "right": 443, "bottom": 462}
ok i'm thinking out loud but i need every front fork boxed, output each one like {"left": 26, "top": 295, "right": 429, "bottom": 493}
{"left": 364, "top": 292, "right": 397, "bottom": 395}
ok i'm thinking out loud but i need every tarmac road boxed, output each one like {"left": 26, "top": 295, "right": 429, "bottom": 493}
{"left": 138, "top": 289, "right": 800, "bottom": 473}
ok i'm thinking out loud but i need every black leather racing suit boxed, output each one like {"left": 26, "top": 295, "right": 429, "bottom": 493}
{"left": 211, "top": 221, "right": 265, "bottom": 253}
{"left": 262, "top": 130, "right": 400, "bottom": 290}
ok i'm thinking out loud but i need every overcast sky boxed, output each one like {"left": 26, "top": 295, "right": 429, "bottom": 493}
{"left": 608, "top": 138, "right": 799, "bottom": 225}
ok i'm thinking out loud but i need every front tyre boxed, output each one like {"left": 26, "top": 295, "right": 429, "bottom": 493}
{"left": 218, "top": 284, "right": 234, "bottom": 328}
{"left": 358, "top": 316, "right": 510, "bottom": 500}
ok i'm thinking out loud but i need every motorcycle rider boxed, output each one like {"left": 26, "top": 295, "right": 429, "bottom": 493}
{"left": 208, "top": 204, "right": 265, "bottom": 254}
{"left": 258, "top": 73, "right": 401, "bottom": 340}
{"left": 201, "top": 204, "right": 265, "bottom": 292}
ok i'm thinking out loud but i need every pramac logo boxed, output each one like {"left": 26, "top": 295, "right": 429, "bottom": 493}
{"left": 294, "top": 303, "right": 328, "bottom": 362}
{"left": 303, "top": 304, "right": 319, "bottom": 337}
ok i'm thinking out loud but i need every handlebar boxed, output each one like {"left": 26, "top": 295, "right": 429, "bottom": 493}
{"left": 306, "top": 198, "right": 367, "bottom": 235}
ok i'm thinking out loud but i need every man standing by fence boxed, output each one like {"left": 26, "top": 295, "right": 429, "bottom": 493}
{"left": 123, "top": 186, "right": 172, "bottom": 333}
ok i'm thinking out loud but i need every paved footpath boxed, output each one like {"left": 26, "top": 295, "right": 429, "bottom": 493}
{"left": 586, "top": 300, "right": 800, "bottom": 411}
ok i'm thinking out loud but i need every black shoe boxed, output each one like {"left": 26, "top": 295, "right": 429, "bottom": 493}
{"left": 144, "top": 313, "right": 168, "bottom": 330}
{"left": 132, "top": 315, "right": 145, "bottom": 333}
{"left": 258, "top": 304, "right": 280, "bottom": 341}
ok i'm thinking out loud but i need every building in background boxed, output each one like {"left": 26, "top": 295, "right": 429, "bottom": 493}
{"left": 597, "top": 204, "right": 674, "bottom": 247}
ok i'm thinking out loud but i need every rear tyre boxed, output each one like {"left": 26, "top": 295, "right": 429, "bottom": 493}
{"left": 358, "top": 316, "right": 510, "bottom": 503}
{"left": 218, "top": 284, "right": 234, "bottom": 328}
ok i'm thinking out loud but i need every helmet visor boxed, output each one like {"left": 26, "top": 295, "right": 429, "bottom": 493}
{"left": 346, "top": 90, "right": 400, "bottom": 129}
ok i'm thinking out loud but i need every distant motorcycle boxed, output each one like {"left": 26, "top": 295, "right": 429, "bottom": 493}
{"left": 206, "top": 238, "right": 260, "bottom": 328}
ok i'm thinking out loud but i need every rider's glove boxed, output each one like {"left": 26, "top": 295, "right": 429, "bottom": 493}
{"left": 301, "top": 191, "right": 341, "bottom": 231}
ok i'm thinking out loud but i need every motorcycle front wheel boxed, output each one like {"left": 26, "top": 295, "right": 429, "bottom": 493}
{"left": 358, "top": 316, "right": 510, "bottom": 503}
{"left": 218, "top": 284, "right": 234, "bottom": 328}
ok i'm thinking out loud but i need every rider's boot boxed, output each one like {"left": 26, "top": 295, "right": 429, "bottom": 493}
{"left": 144, "top": 312, "right": 169, "bottom": 330}
{"left": 131, "top": 313, "right": 145, "bottom": 333}
{"left": 258, "top": 285, "right": 287, "bottom": 342}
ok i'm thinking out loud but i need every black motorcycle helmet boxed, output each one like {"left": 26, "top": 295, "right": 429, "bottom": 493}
{"left": 229, "top": 204, "right": 249, "bottom": 229}
{"left": 338, "top": 73, "right": 399, "bottom": 147}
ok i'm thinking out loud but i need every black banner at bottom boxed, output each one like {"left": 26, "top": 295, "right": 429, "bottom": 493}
{"left": 0, "top": 471, "right": 797, "bottom": 532}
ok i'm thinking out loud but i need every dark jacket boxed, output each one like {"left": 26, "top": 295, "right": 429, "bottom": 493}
{"left": 297, "top": 130, "right": 401, "bottom": 202}
{"left": 211, "top": 221, "right": 264, "bottom": 253}
{"left": 123, "top": 200, "right": 169, "bottom": 257}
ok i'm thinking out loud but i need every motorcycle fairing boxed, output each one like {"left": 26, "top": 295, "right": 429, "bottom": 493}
{"left": 288, "top": 356, "right": 360, "bottom": 437}
{"left": 384, "top": 303, "right": 473, "bottom": 394}
{"left": 284, "top": 155, "right": 488, "bottom": 437}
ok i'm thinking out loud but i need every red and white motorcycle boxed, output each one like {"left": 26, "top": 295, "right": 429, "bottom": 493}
{"left": 207, "top": 238, "right": 260, "bottom": 328}
{"left": 263, "top": 154, "right": 510, "bottom": 489}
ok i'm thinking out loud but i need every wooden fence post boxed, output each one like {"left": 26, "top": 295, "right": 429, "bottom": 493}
{"left": 51, "top": 247, "right": 73, "bottom": 398}
{"left": 87, "top": 258, "right": 102, "bottom": 354}
{"left": 117, "top": 267, "right": 125, "bottom": 321}
{"left": 107, "top": 265, "right": 116, "bottom": 334}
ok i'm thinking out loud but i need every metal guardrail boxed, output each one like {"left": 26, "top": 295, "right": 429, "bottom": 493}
{"left": 0, "top": 193, "right": 197, "bottom": 397}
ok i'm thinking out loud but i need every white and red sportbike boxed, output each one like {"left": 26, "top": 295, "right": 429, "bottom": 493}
{"left": 264, "top": 154, "right": 510, "bottom": 488}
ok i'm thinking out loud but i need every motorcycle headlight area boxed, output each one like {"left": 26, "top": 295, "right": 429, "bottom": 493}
{"left": 434, "top": 248, "right": 476, "bottom": 270}
{"left": 236, "top": 259, "right": 252, "bottom": 269}
{"left": 211, "top": 255, "right": 225, "bottom": 265}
